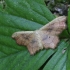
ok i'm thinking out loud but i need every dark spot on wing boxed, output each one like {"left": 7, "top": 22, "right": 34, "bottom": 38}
{"left": 31, "top": 39, "right": 37, "bottom": 44}
{"left": 22, "top": 34, "right": 30, "bottom": 40}
{"left": 47, "top": 28, "right": 53, "bottom": 32}
{"left": 47, "top": 23, "right": 54, "bottom": 32}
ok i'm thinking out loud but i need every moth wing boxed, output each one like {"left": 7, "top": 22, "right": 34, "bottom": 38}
{"left": 40, "top": 16, "right": 66, "bottom": 35}
{"left": 38, "top": 31, "right": 59, "bottom": 49}
{"left": 12, "top": 16, "right": 66, "bottom": 55}
{"left": 12, "top": 31, "right": 40, "bottom": 55}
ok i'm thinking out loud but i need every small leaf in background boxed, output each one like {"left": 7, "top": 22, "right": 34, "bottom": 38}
{"left": 67, "top": 42, "right": 70, "bottom": 70}
{"left": 66, "top": 8, "right": 70, "bottom": 70}
{"left": 67, "top": 8, "right": 70, "bottom": 33}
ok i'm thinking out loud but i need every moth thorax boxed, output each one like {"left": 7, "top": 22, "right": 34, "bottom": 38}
{"left": 35, "top": 30, "right": 43, "bottom": 49}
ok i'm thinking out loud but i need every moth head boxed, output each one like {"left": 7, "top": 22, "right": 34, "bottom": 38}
{"left": 12, "top": 32, "right": 19, "bottom": 39}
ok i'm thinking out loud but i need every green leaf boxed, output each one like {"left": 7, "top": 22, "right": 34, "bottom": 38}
{"left": 5, "top": 0, "right": 55, "bottom": 24}
{"left": 43, "top": 41, "right": 69, "bottom": 70}
{"left": 59, "top": 30, "right": 70, "bottom": 38}
{"left": 0, "top": 0, "right": 69, "bottom": 70}
{"left": 67, "top": 42, "right": 70, "bottom": 70}
{"left": 0, "top": 5, "right": 55, "bottom": 70}
{"left": 0, "top": 7, "right": 56, "bottom": 69}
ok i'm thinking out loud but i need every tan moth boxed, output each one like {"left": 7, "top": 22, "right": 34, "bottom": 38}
{"left": 12, "top": 16, "right": 66, "bottom": 55}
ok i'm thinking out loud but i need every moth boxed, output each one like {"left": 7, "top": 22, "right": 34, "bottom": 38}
{"left": 12, "top": 16, "right": 66, "bottom": 55}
